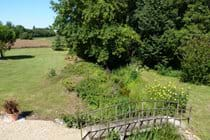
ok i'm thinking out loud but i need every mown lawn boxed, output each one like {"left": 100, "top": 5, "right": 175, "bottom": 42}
{"left": 0, "top": 48, "right": 82, "bottom": 119}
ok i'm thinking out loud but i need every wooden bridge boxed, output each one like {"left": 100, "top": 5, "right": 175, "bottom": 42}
{"left": 78, "top": 100, "right": 192, "bottom": 140}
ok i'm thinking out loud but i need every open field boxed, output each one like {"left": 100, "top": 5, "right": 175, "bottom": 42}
{"left": 0, "top": 48, "right": 82, "bottom": 119}
{"left": 12, "top": 37, "right": 55, "bottom": 49}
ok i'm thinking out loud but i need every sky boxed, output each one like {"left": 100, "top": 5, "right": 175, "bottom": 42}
{"left": 0, "top": 0, "right": 57, "bottom": 29}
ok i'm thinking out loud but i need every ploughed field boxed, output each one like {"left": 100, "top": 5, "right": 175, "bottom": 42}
{"left": 12, "top": 37, "right": 55, "bottom": 48}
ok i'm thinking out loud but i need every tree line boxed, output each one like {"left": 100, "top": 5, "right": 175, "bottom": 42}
{"left": 0, "top": 21, "right": 55, "bottom": 58}
{"left": 1, "top": 21, "right": 55, "bottom": 40}
{"left": 51, "top": 0, "right": 210, "bottom": 85}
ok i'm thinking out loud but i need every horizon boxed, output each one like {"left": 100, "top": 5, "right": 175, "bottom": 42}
{"left": 0, "top": 0, "right": 57, "bottom": 29}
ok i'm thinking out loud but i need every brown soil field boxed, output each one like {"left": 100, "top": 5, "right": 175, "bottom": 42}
{"left": 12, "top": 39, "right": 51, "bottom": 49}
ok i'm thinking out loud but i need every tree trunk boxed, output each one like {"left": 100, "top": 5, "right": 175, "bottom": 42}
{"left": 0, "top": 50, "right": 4, "bottom": 59}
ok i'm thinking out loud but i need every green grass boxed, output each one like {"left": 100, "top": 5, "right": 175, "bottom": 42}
{"left": 61, "top": 61, "right": 210, "bottom": 139}
{"left": 0, "top": 48, "right": 80, "bottom": 119}
{"left": 127, "top": 124, "right": 182, "bottom": 140}
{"left": 0, "top": 50, "right": 209, "bottom": 139}
{"left": 138, "top": 70, "right": 210, "bottom": 140}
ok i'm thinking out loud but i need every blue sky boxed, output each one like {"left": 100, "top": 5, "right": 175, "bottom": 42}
{"left": 0, "top": 0, "right": 57, "bottom": 29}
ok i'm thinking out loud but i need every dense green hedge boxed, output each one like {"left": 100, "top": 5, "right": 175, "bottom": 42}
{"left": 181, "top": 36, "right": 210, "bottom": 85}
{"left": 52, "top": 0, "right": 210, "bottom": 84}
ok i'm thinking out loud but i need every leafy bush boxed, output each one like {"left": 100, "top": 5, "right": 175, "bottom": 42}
{"left": 131, "top": 1, "right": 185, "bottom": 68}
{"left": 146, "top": 83, "right": 189, "bottom": 110}
{"left": 76, "top": 77, "right": 108, "bottom": 107}
{"left": 155, "top": 64, "right": 181, "bottom": 77}
{"left": 181, "top": 36, "right": 210, "bottom": 85}
{"left": 62, "top": 78, "right": 76, "bottom": 92}
{"left": 71, "top": 63, "right": 133, "bottom": 108}
{"left": 63, "top": 114, "right": 92, "bottom": 128}
{"left": 118, "top": 81, "right": 130, "bottom": 96}
{"left": 19, "top": 32, "right": 33, "bottom": 40}
{"left": 112, "top": 64, "right": 140, "bottom": 84}
{"left": 52, "top": 35, "right": 66, "bottom": 51}
{"left": 48, "top": 68, "right": 57, "bottom": 78}
{"left": 32, "top": 27, "right": 55, "bottom": 37}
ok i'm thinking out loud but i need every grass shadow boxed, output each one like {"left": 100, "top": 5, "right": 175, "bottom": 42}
{"left": 3, "top": 55, "right": 35, "bottom": 60}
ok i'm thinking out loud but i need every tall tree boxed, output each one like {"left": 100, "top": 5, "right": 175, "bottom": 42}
{"left": 51, "top": 0, "right": 141, "bottom": 68}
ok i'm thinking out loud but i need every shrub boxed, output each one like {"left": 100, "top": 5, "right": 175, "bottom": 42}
{"left": 155, "top": 64, "right": 181, "bottom": 77}
{"left": 3, "top": 100, "right": 19, "bottom": 114}
{"left": 62, "top": 78, "right": 76, "bottom": 92}
{"left": 52, "top": 35, "right": 66, "bottom": 51}
{"left": 113, "top": 64, "right": 140, "bottom": 84}
{"left": 118, "top": 81, "right": 130, "bottom": 96}
{"left": 19, "top": 32, "right": 33, "bottom": 40}
{"left": 48, "top": 68, "right": 57, "bottom": 78}
{"left": 146, "top": 83, "right": 189, "bottom": 110}
{"left": 76, "top": 78, "right": 106, "bottom": 107}
{"left": 62, "top": 114, "right": 92, "bottom": 128}
{"left": 181, "top": 36, "right": 210, "bottom": 85}
{"left": 130, "top": 70, "right": 138, "bottom": 81}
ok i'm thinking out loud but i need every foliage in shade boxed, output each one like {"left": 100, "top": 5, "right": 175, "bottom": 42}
{"left": 181, "top": 36, "right": 210, "bottom": 85}
{"left": 131, "top": 0, "right": 210, "bottom": 69}
{"left": 51, "top": 0, "right": 210, "bottom": 80}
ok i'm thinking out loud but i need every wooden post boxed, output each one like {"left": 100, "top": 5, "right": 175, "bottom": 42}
{"left": 115, "top": 105, "right": 118, "bottom": 121}
{"left": 153, "top": 102, "right": 156, "bottom": 116}
{"left": 166, "top": 103, "right": 169, "bottom": 124}
{"left": 188, "top": 107, "right": 192, "bottom": 124}
{"left": 100, "top": 109, "right": 103, "bottom": 124}
{"left": 177, "top": 100, "right": 179, "bottom": 117}
{"left": 153, "top": 102, "right": 157, "bottom": 127}
{"left": 129, "top": 104, "right": 131, "bottom": 120}
{"left": 180, "top": 109, "right": 182, "bottom": 127}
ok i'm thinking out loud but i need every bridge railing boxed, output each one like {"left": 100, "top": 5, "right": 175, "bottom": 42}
{"left": 77, "top": 100, "right": 191, "bottom": 139}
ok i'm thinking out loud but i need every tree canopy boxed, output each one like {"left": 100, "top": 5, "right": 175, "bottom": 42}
{"left": 0, "top": 25, "right": 16, "bottom": 58}
{"left": 51, "top": 0, "right": 141, "bottom": 68}
{"left": 51, "top": 0, "right": 210, "bottom": 75}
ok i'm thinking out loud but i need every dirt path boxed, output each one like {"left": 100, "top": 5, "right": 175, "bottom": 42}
{"left": 0, "top": 120, "right": 81, "bottom": 140}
